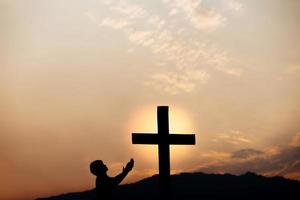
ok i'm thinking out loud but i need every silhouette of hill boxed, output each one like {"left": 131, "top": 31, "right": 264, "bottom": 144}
{"left": 37, "top": 172, "right": 300, "bottom": 200}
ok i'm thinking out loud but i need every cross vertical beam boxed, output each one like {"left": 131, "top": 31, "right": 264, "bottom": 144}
{"left": 157, "top": 106, "right": 170, "bottom": 199}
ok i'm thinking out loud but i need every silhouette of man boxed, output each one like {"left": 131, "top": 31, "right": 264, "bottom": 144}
{"left": 90, "top": 159, "right": 134, "bottom": 200}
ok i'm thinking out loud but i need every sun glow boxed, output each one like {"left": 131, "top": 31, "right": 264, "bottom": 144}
{"left": 126, "top": 105, "right": 196, "bottom": 172}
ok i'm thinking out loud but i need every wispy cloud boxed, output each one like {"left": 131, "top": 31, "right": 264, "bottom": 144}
{"left": 286, "top": 64, "right": 300, "bottom": 74}
{"left": 290, "top": 132, "right": 300, "bottom": 147}
{"left": 231, "top": 148, "right": 263, "bottom": 159}
{"left": 223, "top": 0, "right": 243, "bottom": 12}
{"left": 164, "top": 0, "right": 226, "bottom": 31}
{"left": 84, "top": 0, "right": 242, "bottom": 94}
{"left": 145, "top": 70, "right": 210, "bottom": 95}
{"left": 100, "top": 18, "right": 129, "bottom": 29}
{"left": 212, "top": 130, "right": 252, "bottom": 145}
{"left": 110, "top": 1, "right": 146, "bottom": 19}
{"left": 198, "top": 133, "right": 300, "bottom": 180}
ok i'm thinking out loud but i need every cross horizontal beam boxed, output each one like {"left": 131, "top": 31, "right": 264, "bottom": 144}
{"left": 132, "top": 133, "right": 196, "bottom": 145}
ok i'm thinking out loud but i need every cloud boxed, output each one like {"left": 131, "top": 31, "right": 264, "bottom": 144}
{"left": 197, "top": 133, "right": 300, "bottom": 180}
{"left": 286, "top": 64, "right": 300, "bottom": 74}
{"left": 223, "top": 0, "right": 243, "bottom": 12}
{"left": 109, "top": 1, "right": 146, "bottom": 19}
{"left": 212, "top": 130, "right": 252, "bottom": 146}
{"left": 164, "top": 0, "right": 226, "bottom": 31}
{"left": 145, "top": 69, "right": 210, "bottom": 95}
{"left": 84, "top": 0, "right": 242, "bottom": 94}
{"left": 84, "top": 11, "right": 98, "bottom": 24}
{"left": 100, "top": 17, "right": 129, "bottom": 29}
{"left": 290, "top": 132, "right": 300, "bottom": 147}
{"left": 231, "top": 148, "right": 263, "bottom": 159}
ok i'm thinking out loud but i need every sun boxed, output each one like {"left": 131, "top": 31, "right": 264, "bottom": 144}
{"left": 126, "top": 105, "right": 196, "bottom": 172}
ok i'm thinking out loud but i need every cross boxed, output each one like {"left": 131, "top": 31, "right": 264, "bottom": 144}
{"left": 132, "top": 106, "right": 196, "bottom": 199}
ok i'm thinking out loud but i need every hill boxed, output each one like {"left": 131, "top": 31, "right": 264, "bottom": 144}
{"left": 37, "top": 172, "right": 300, "bottom": 200}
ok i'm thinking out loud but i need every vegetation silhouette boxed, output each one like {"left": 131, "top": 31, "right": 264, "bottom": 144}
{"left": 37, "top": 171, "right": 300, "bottom": 200}
{"left": 89, "top": 159, "right": 134, "bottom": 200}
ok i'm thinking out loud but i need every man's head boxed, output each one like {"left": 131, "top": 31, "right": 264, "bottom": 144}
{"left": 90, "top": 160, "right": 108, "bottom": 176}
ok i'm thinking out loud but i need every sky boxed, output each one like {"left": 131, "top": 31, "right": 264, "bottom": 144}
{"left": 1, "top": 0, "right": 300, "bottom": 199}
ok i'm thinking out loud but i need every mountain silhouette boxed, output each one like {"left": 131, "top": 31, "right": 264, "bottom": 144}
{"left": 37, "top": 172, "right": 300, "bottom": 200}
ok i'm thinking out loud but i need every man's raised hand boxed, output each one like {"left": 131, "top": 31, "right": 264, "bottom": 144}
{"left": 124, "top": 158, "right": 134, "bottom": 172}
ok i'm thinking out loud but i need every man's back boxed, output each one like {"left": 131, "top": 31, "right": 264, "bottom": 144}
{"left": 90, "top": 159, "right": 134, "bottom": 200}
{"left": 95, "top": 176, "right": 115, "bottom": 199}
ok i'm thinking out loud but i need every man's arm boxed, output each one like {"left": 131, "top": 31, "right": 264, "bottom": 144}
{"left": 113, "top": 159, "right": 134, "bottom": 186}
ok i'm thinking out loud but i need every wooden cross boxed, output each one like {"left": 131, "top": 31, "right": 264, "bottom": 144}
{"left": 132, "top": 106, "right": 196, "bottom": 199}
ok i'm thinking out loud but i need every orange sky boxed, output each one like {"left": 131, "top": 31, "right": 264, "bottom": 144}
{"left": 1, "top": 0, "right": 300, "bottom": 200}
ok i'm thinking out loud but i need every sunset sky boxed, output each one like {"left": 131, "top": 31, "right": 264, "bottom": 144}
{"left": 1, "top": 0, "right": 300, "bottom": 199}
